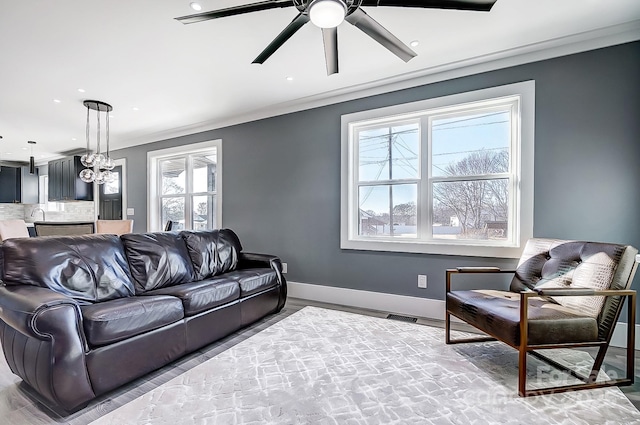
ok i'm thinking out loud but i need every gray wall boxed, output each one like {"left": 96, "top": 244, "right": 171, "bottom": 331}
{"left": 113, "top": 41, "right": 640, "bottom": 318}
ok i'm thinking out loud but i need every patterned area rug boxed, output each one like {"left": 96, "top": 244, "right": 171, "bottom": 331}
{"left": 91, "top": 307, "right": 640, "bottom": 424}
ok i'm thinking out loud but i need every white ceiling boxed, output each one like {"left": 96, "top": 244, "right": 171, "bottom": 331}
{"left": 0, "top": 0, "right": 639, "bottom": 164}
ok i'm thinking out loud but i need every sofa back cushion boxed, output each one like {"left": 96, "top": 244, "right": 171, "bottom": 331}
{"left": 181, "top": 229, "right": 242, "bottom": 280}
{"left": 121, "top": 232, "right": 195, "bottom": 293}
{"left": 510, "top": 238, "right": 635, "bottom": 319}
{"left": 1, "top": 234, "right": 135, "bottom": 303}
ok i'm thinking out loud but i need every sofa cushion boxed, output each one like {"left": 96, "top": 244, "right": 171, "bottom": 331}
{"left": 224, "top": 269, "right": 278, "bottom": 297}
{"left": 81, "top": 295, "right": 184, "bottom": 347}
{"left": 447, "top": 289, "right": 598, "bottom": 346}
{"left": 1, "top": 234, "right": 135, "bottom": 303}
{"left": 144, "top": 277, "right": 240, "bottom": 316}
{"left": 510, "top": 239, "right": 627, "bottom": 317}
{"left": 180, "top": 229, "right": 242, "bottom": 280}
{"left": 121, "top": 232, "right": 195, "bottom": 293}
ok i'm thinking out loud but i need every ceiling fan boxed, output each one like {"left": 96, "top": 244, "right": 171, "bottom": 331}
{"left": 176, "top": 0, "right": 498, "bottom": 75}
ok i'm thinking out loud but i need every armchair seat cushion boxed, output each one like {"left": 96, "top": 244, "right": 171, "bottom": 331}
{"left": 446, "top": 290, "right": 598, "bottom": 346}
{"left": 144, "top": 277, "right": 240, "bottom": 316}
{"left": 224, "top": 269, "right": 278, "bottom": 297}
{"left": 81, "top": 295, "right": 184, "bottom": 347}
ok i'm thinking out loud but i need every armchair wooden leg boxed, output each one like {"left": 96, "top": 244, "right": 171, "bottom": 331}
{"left": 628, "top": 292, "right": 636, "bottom": 384}
{"left": 518, "top": 346, "right": 527, "bottom": 396}
{"left": 519, "top": 291, "right": 529, "bottom": 396}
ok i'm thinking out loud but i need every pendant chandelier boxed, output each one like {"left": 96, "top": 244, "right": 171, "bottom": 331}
{"left": 28, "top": 140, "right": 36, "bottom": 174}
{"left": 79, "top": 100, "right": 116, "bottom": 184}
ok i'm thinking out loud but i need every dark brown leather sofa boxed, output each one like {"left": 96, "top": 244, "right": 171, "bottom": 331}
{"left": 0, "top": 229, "right": 286, "bottom": 413}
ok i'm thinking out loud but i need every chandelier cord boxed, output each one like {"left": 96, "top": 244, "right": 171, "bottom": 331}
{"left": 96, "top": 107, "right": 101, "bottom": 156}
{"left": 106, "top": 110, "right": 110, "bottom": 158}
{"left": 85, "top": 106, "right": 90, "bottom": 154}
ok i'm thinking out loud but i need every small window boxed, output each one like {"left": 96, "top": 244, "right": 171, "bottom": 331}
{"left": 38, "top": 175, "right": 64, "bottom": 212}
{"left": 148, "top": 140, "right": 221, "bottom": 232}
{"left": 341, "top": 82, "right": 534, "bottom": 258}
{"left": 103, "top": 171, "right": 120, "bottom": 195}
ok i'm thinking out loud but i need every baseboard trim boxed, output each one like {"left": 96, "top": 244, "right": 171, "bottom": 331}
{"left": 288, "top": 281, "right": 446, "bottom": 322}
{"left": 287, "top": 281, "right": 639, "bottom": 350}
{"left": 610, "top": 322, "right": 640, "bottom": 350}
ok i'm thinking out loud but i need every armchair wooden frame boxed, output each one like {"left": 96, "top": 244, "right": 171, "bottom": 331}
{"left": 445, "top": 266, "right": 638, "bottom": 397}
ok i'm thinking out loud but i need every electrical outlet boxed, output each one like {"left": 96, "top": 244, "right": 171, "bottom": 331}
{"left": 418, "top": 274, "right": 427, "bottom": 288}
{"left": 282, "top": 262, "right": 288, "bottom": 274}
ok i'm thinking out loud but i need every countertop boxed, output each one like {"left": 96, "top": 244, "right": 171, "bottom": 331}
{"left": 32, "top": 221, "right": 95, "bottom": 225}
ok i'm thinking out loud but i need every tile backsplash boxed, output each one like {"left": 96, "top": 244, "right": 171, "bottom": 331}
{"left": 0, "top": 202, "right": 95, "bottom": 222}
{"left": 0, "top": 204, "right": 26, "bottom": 220}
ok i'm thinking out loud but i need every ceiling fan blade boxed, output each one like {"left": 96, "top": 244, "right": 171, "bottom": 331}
{"left": 359, "top": 0, "right": 497, "bottom": 12}
{"left": 253, "top": 13, "right": 310, "bottom": 64}
{"left": 345, "top": 8, "right": 416, "bottom": 62}
{"left": 176, "top": 0, "right": 295, "bottom": 24}
{"left": 322, "top": 28, "right": 339, "bottom": 75}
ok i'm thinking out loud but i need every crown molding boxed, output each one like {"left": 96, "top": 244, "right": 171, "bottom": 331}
{"left": 114, "top": 19, "right": 640, "bottom": 151}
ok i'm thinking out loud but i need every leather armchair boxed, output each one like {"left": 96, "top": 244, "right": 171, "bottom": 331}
{"left": 446, "top": 238, "right": 639, "bottom": 396}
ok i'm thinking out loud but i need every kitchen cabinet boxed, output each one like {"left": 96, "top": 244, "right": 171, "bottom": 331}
{"left": 47, "top": 156, "right": 94, "bottom": 201}
{"left": 0, "top": 165, "right": 39, "bottom": 204}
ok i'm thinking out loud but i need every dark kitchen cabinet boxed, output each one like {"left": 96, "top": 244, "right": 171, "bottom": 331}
{"left": 0, "top": 166, "right": 19, "bottom": 203}
{"left": 0, "top": 165, "right": 39, "bottom": 204}
{"left": 47, "top": 156, "right": 93, "bottom": 201}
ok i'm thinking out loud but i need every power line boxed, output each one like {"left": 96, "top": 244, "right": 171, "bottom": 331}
{"left": 432, "top": 111, "right": 507, "bottom": 127}
{"left": 433, "top": 120, "right": 509, "bottom": 131}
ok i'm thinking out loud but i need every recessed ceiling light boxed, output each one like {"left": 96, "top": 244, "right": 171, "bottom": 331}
{"left": 109, "top": 115, "right": 115, "bottom": 118}
{"left": 132, "top": 107, "right": 140, "bottom": 111}
{"left": 53, "top": 99, "right": 61, "bottom": 103}
{"left": 285, "top": 76, "right": 294, "bottom": 81}
{"left": 190, "top": 2, "right": 202, "bottom": 11}
{"left": 21, "top": 147, "right": 28, "bottom": 150}
{"left": 5, "top": 152, "right": 12, "bottom": 155}
{"left": 71, "top": 137, "right": 77, "bottom": 141}
{"left": 410, "top": 40, "right": 419, "bottom": 47}
{"left": 77, "top": 88, "right": 86, "bottom": 93}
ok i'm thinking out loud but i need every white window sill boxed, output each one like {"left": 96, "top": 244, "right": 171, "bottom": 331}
{"left": 341, "top": 238, "right": 523, "bottom": 258}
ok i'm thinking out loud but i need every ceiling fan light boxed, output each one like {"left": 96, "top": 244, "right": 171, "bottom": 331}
{"left": 309, "top": 0, "right": 346, "bottom": 29}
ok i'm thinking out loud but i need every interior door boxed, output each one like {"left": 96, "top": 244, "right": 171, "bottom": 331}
{"left": 98, "top": 165, "right": 123, "bottom": 219}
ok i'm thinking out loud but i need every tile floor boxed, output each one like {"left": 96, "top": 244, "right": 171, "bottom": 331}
{"left": 0, "top": 298, "right": 638, "bottom": 424}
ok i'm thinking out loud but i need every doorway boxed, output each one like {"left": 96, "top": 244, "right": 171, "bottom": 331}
{"left": 98, "top": 165, "right": 123, "bottom": 219}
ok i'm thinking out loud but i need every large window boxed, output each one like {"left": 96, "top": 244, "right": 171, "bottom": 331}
{"left": 148, "top": 140, "right": 221, "bottom": 232}
{"left": 341, "top": 82, "right": 534, "bottom": 258}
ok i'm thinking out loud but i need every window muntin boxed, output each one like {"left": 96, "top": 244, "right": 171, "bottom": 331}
{"left": 341, "top": 82, "right": 534, "bottom": 258}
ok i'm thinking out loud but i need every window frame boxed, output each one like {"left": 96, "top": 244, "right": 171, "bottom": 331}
{"left": 341, "top": 81, "right": 535, "bottom": 258}
{"left": 147, "top": 140, "right": 222, "bottom": 232}
{"left": 38, "top": 175, "right": 64, "bottom": 212}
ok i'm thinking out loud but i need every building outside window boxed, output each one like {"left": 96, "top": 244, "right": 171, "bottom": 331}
{"left": 148, "top": 140, "right": 221, "bottom": 232}
{"left": 341, "top": 82, "right": 534, "bottom": 258}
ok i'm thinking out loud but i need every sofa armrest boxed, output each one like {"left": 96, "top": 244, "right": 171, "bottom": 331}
{"left": 238, "top": 252, "right": 287, "bottom": 311}
{"left": 0, "top": 285, "right": 81, "bottom": 339}
{"left": 239, "top": 252, "right": 283, "bottom": 275}
{"left": 0, "top": 285, "right": 95, "bottom": 412}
